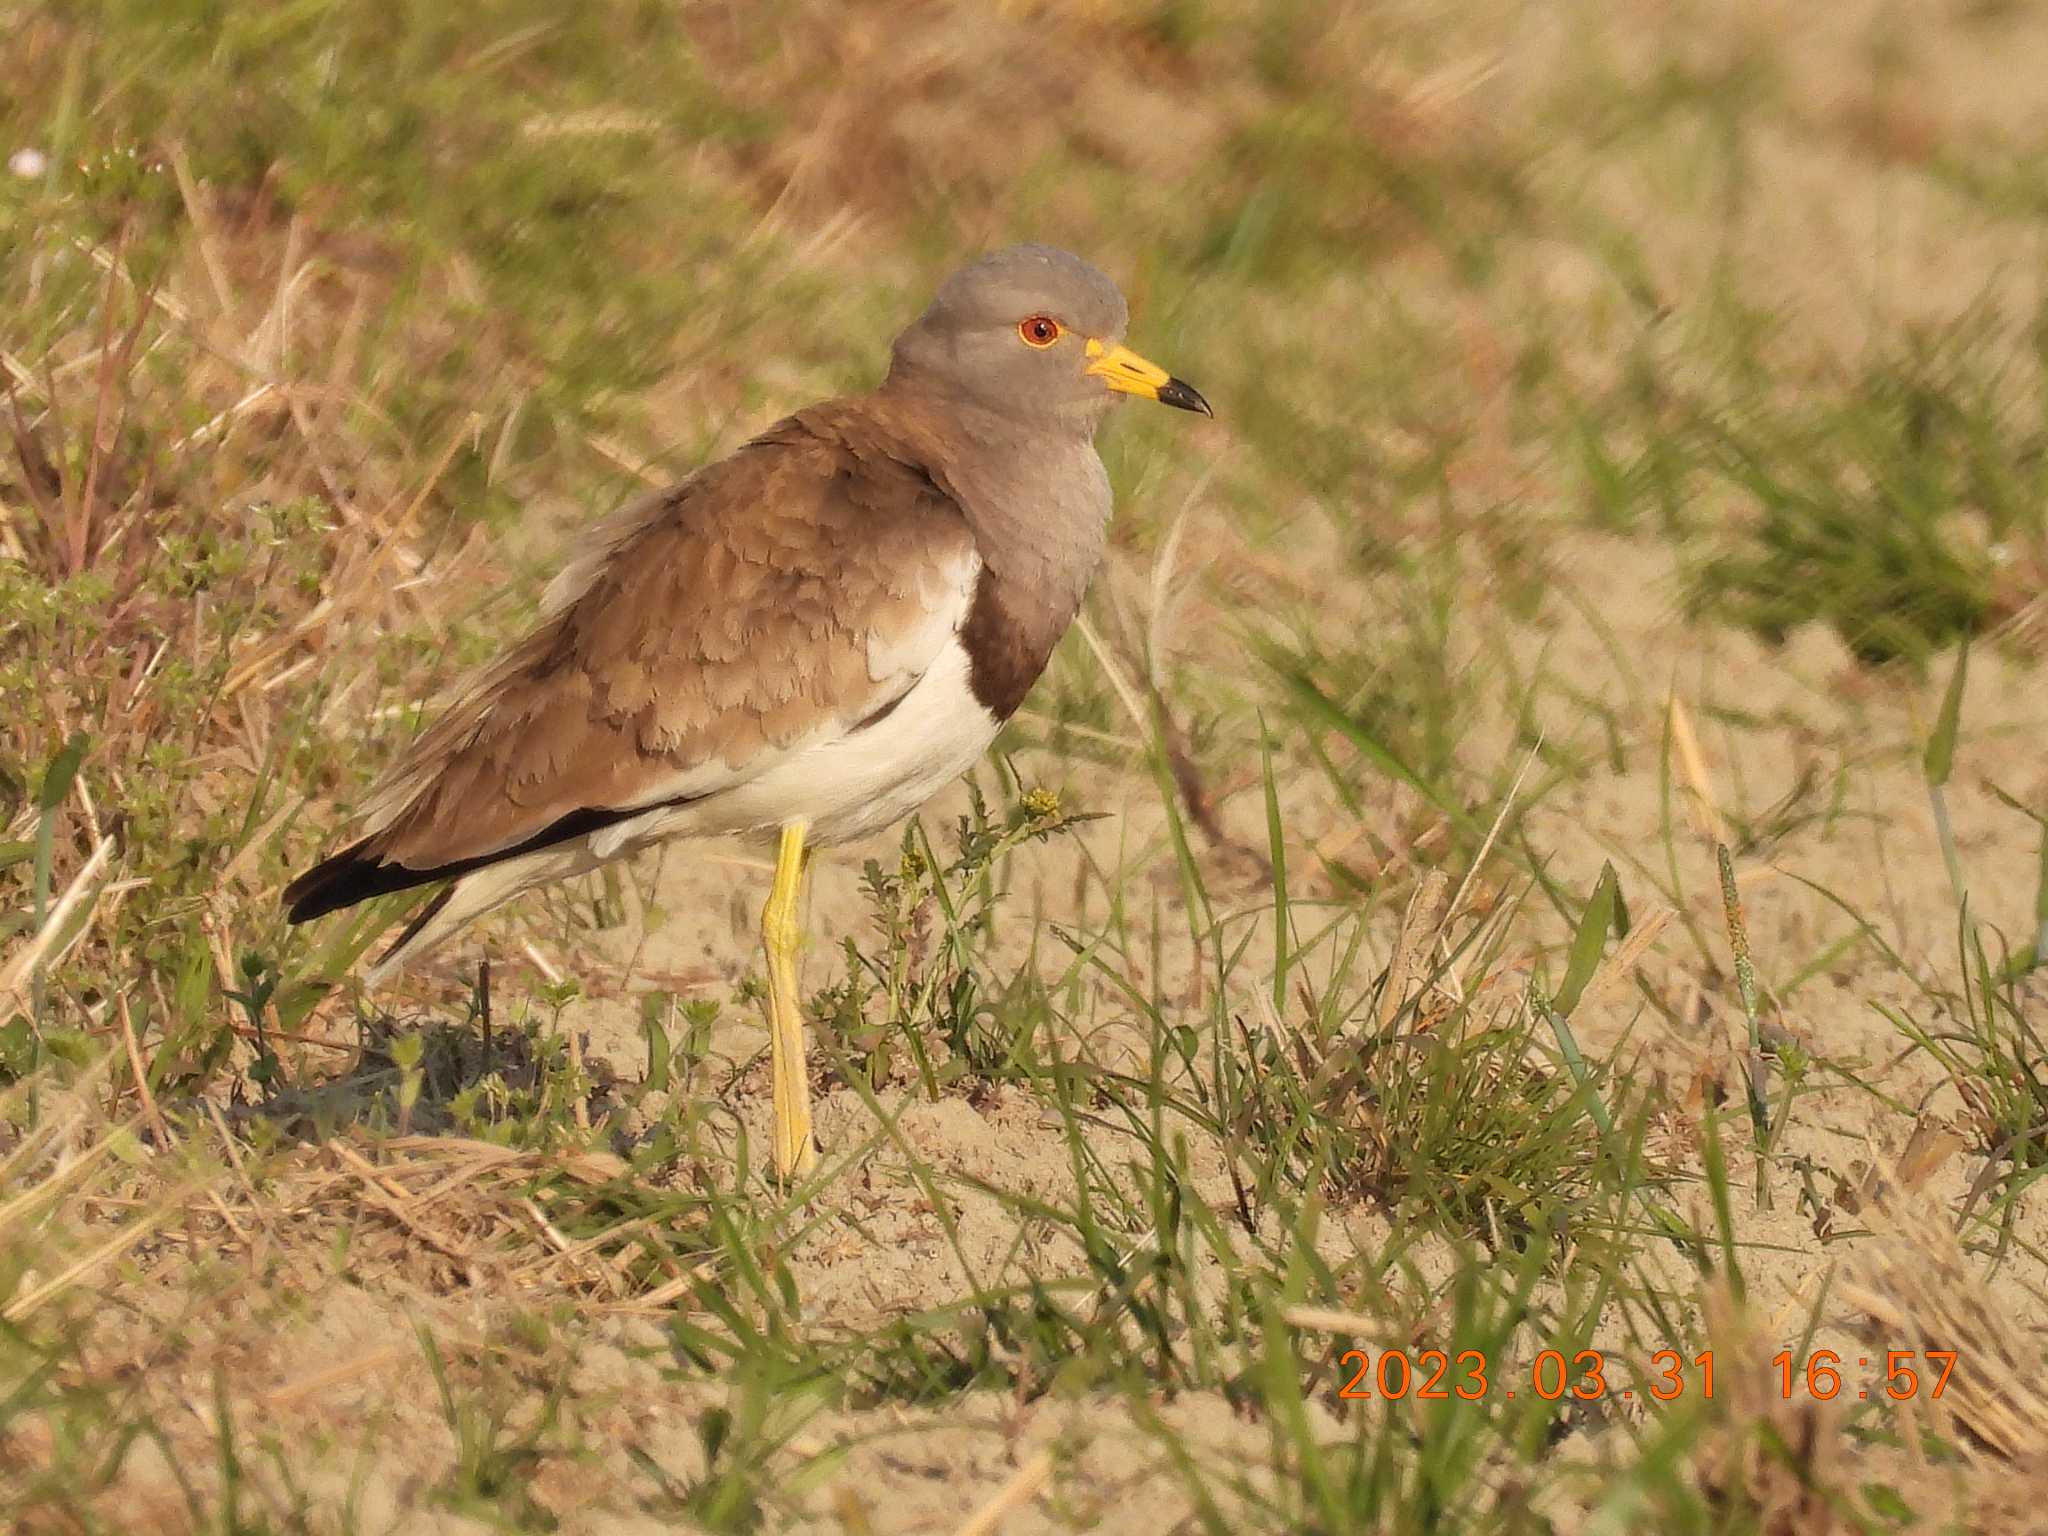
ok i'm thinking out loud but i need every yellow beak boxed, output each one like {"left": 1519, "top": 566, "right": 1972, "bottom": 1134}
{"left": 1084, "top": 338, "right": 1212, "bottom": 416}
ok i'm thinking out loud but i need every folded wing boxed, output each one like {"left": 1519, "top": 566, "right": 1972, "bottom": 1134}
{"left": 284, "top": 405, "right": 977, "bottom": 922}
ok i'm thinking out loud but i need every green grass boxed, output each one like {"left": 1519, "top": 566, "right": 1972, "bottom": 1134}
{"left": 5, "top": 0, "right": 2048, "bottom": 1530}
{"left": 1685, "top": 312, "right": 2048, "bottom": 666}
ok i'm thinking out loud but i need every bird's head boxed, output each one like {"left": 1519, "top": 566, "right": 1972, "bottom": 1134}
{"left": 886, "top": 244, "right": 1211, "bottom": 430}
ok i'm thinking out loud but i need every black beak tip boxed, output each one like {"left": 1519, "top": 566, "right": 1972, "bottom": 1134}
{"left": 1159, "top": 378, "right": 1213, "bottom": 418}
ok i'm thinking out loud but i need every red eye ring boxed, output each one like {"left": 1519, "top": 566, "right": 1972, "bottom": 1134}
{"left": 1019, "top": 315, "right": 1062, "bottom": 348}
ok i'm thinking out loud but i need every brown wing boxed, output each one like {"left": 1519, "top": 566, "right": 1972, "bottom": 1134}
{"left": 300, "top": 403, "right": 976, "bottom": 899}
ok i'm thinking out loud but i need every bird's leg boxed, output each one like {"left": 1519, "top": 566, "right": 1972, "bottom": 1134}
{"left": 762, "top": 819, "right": 817, "bottom": 1179}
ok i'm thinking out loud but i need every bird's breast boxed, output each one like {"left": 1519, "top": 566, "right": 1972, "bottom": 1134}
{"left": 672, "top": 637, "right": 1003, "bottom": 847}
{"left": 949, "top": 441, "right": 1112, "bottom": 720}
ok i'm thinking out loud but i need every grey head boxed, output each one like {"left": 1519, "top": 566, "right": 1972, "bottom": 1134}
{"left": 883, "top": 243, "right": 1210, "bottom": 432}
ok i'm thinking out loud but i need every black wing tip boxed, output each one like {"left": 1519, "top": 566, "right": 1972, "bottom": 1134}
{"left": 284, "top": 838, "right": 432, "bottom": 924}
{"left": 284, "top": 798, "right": 692, "bottom": 925}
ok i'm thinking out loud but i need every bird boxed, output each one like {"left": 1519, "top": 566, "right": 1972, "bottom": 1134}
{"left": 282, "top": 244, "right": 1211, "bottom": 1177}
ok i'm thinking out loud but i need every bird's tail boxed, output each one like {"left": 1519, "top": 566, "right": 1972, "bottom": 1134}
{"left": 360, "top": 843, "right": 601, "bottom": 987}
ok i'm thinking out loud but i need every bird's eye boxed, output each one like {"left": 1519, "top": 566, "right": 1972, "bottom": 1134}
{"left": 1018, "top": 315, "right": 1062, "bottom": 348}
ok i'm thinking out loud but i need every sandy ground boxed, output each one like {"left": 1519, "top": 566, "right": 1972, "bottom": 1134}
{"left": 88, "top": 520, "right": 2035, "bottom": 1533}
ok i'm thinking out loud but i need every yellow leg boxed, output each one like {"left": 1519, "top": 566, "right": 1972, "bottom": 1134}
{"left": 762, "top": 820, "right": 817, "bottom": 1179}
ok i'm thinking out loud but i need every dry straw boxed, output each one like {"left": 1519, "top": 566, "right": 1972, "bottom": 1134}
{"left": 1841, "top": 1194, "right": 2048, "bottom": 1468}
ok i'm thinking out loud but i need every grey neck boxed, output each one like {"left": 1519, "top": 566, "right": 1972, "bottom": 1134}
{"left": 872, "top": 384, "right": 1116, "bottom": 716}
{"left": 882, "top": 386, "right": 1113, "bottom": 597}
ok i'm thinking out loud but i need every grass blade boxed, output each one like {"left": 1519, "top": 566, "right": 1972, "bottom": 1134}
{"left": 1552, "top": 862, "right": 1618, "bottom": 1018}
{"left": 2033, "top": 817, "right": 2048, "bottom": 971}
{"left": 1533, "top": 863, "right": 1623, "bottom": 1143}
{"left": 1922, "top": 634, "right": 1970, "bottom": 788}
{"left": 1260, "top": 724, "right": 1291, "bottom": 1017}
{"left": 1716, "top": 844, "right": 1772, "bottom": 1203}
{"left": 1923, "top": 636, "right": 1971, "bottom": 907}
{"left": 30, "top": 733, "right": 88, "bottom": 933}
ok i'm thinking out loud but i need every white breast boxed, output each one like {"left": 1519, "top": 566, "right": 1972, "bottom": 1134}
{"left": 569, "top": 546, "right": 994, "bottom": 859}
{"left": 698, "top": 636, "right": 1001, "bottom": 845}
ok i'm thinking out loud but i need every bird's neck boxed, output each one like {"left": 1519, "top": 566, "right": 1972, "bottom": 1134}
{"left": 864, "top": 387, "right": 1114, "bottom": 717}
{"left": 873, "top": 389, "right": 1113, "bottom": 590}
